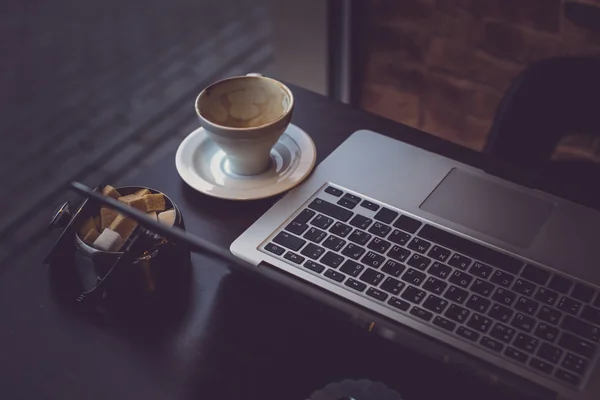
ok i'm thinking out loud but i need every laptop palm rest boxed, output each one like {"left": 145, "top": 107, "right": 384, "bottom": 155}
{"left": 420, "top": 168, "right": 555, "bottom": 248}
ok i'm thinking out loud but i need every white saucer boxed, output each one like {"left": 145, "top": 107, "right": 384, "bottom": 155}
{"left": 175, "top": 123, "right": 317, "bottom": 200}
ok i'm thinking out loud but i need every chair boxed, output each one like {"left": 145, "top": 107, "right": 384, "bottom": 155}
{"left": 484, "top": 56, "right": 600, "bottom": 208}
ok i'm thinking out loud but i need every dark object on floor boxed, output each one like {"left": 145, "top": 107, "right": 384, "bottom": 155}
{"left": 484, "top": 56, "right": 600, "bottom": 209}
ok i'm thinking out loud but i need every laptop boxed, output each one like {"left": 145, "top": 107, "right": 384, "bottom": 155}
{"left": 231, "top": 130, "right": 600, "bottom": 400}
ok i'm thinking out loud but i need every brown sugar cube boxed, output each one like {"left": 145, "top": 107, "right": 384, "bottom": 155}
{"left": 100, "top": 207, "right": 119, "bottom": 230}
{"left": 109, "top": 214, "right": 138, "bottom": 242}
{"left": 158, "top": 209, "right": 176, "bottom": 227}
{"left": 146, "top": 211, "right": 157, "bottom": 221}
{"left": 118, "top": 194, "right": 147, "bottom": 211}
{"left": 78, "top": 217, "right": 96, "bottom": 238}
{"left": 102, "top": 185, "right": 121, "bottom": 199}
{"left": 135, "top": 188, "right": 151, "bottom": 197}
{"left": 82, "top": 228, "right": 100, "bottom": 245}
{"left": 94, "top": 216, "right": 101, "bottom": 231}
{"left": 143, "top": 193, "right": 166, "bottom": 212}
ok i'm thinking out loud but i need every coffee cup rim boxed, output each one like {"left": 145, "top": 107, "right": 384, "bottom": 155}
{"left": 195, "top": 75, "right": 294, "bottom": 132}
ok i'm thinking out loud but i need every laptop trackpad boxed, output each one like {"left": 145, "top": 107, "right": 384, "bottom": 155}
{"left": 420, "top": 169, "right": 555, "bottom": 248}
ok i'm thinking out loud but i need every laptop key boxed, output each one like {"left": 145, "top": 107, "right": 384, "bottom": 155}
{"left": 359, "top": 268, "right": 385, "bottom": 286}
{"left": 548, "top": 275, "right": 573, "bottom": 294}
{"left": 401, "top": 268, "right": 426, "bottom": 286}
{"left": 513, "top": 279, "right": 537, "bottom": 297}
{"left": 311, "top": 214, "right": 334, "bottom": 229}
{"left": 448, "top": 253, "right": 472, "bottom": 270}
{"left": 374, "top": 207, "right": 398, "bottom": 224}
{"left": 349, "top": 214, "right": 372, "bottom": 230}
{"left": 513, "top": 333, "right": 539, "bottom": 353}
{"left": 361, "top": 251, "right": 385, "bottom": 268}
{"left": 481, "top": 336, "right": 504, "bottom": 352}
{"left": 388, "top": 245, "right": 410, "bottom": 262}
{"left": 469, "top": 262, "right": 493, "bottom": 279}
{"left": 530, "top": 358, "right": 554, "bottom": 374}
{"left": 445, "top": 304, "right": 470, "bottom": 323}
{"left": 580, "top": 305, "right": 600, "bottom": 325}
{"left": 381, "top": 260, "right": 405, "bottom": 277}
{"left": 321, "top": 252, "right": 344, "bottom": 268}
{"left": 428, "top": 262, "right": 451, "bottom": 279}
{"left": 562, "top": 353, "right": 589, "bottom": 375}
{"left": 273, "top": 232, "right": 306, "bottom": 251}
{"left": 407, "top": 254, "right": 432, "bottom": 271}
{"left": 490, "top": 323, "right": 516, "bottom": 343}
{"left": 304, "top": 227, "right": 327, "bottom": 243}
{"left": 515, "top": 297, "right": 540, "bottom": 315}
{"left": 428, "top": 245, "right": 451, "bottom": 262}
{"left": 324, "top": 269, "right": 345, "bottom": 282}
{"left": 284, "top": 252, "right": 305, "bottom": 264}
{"left": 488, "top": 303, "right": 514, "bottom": 323}
{"left": 534, "top": 288, "right": 559, "bottom": 306}
{"left": 324, "top": 186, "right": 343, "bottom": 197}
{"left": 538, "top": 306, "right": 562, "bottom": 325}
{"left": 490, "top": 270, "right": 515, "bottom": 288}
{"left": 344, "top": 278, "right": 366, "bottom": 292}
{"left": 340, "top": 260, "right": 364, "bottom": 277}
{"left": 265, "top": 243, "right": 285, "bottom": 255}
{"left": 393, "top": 215, "right": 422, "bottom": 233}
{"left": 329, "top": 221, "right": 352, "bottom": 237}
{"left": 492, "top": 287, "right": 517, "bottom": 306}
{"left": 521, "top": 264, "right": 550, "bottom": 285}
{"left": 534, "top": 323, "right": 559, "bottom": 343}
{"left": 444, "top": 286, "right": 469, "bottom": 304}
{"left": 410, "top": 306, "right": 433, "bottom": 321}
{"left": 571, "top": 283, "right": 595, "bottom": 303}
{"left": 471, "top": 279, "right": 494, "bottom": 297}
{"left": 381, "top": 277, "right": 406, "bottom": 295}
{"left": 360, "top": 200, "right": 379, "bottom": 211}
{"left": 467, "top": 313, "right": 493, "bottom": 333}
{"left": 341, "top": 243, "right": 365, "bottom": 260}
{"left": 323, "top": 235, "right": 346, "bottom": 252}
{"left": 557, "top": 297, "right": 582, "bottom": 315}
{"left": 511, "top": 313, "right": 535, "bottom": 332}
{"left": 555, "top": 369, "right": 581, "bottom": 386}
{"left": 457, "top": 326, "right": 479, "bottom": 342}
{"left": 449, "top": 270, "right": 473, "bottom": 288}
{"left": 423, "top": 294, "right": 449, "bottom": 314}
{"left": 367, "top": 237, "right": 391, "bottom": 254}
{"left": 368, "top": 222, "right": 391, "bottom": 238}
{"left": 388, "top": 296, "right": 410, "bottom": 311}
{"left": 422, "top": 276, "right": 447, "bottom": 295}
{"left": 466, "top": 294, "right": 491, "bottom": 313}
{"left": 285, "top": 221, "right": 308, "bottom": 235}
{"left": 408, "top": 237, "right": 431, "bottom": 253}
{"left": 505, "top": 347, "right": 528, "bottom": 363}
{"left": 337, "top": 193, "right": 361, "bottom": 209}
{"left": 560, "top": 316, "right": 600, "bottom": 342}
{"left": 301, "top": 243, "right": 326, "bottom": 260}
{"left": 348, "top": 229, "right": 371, "bottom": 245}
{"left": 558, "top": 333, "right": 597, "bottom": 358}
{"left": 537, "top": 343, "right": 563, "bottom": 363}
{"left": 308, "top": 198, "right": 353, "bottom": 222}
{"left": 303, "top": 261, "right": 325, "bottom": 273}
{"left": 433, "top": 316, "right": 456, "bottom": 331}
{"left": 389, "top": 229, "right": 411, "bottom": 246}
{"left": 294, "top": 208, "right": 317, "bottom": 224}
{"left": 366, "top": 287, "right": 388, "bottom": 302}
{"left": 401, "top": 286, "right": 427, "bottom": 304}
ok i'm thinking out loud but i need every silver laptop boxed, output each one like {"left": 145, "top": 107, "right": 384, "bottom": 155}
{"left": 231, "top": 130, "right": 600, "bottom": 400}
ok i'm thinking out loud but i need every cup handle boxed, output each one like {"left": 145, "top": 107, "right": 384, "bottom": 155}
{"left": 246, "top": 73, "right": 264, "bottom": 77}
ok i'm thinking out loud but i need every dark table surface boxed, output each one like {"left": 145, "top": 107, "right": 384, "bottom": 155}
{"left": 1, "top": 85, "right": 556, "bottom": 400}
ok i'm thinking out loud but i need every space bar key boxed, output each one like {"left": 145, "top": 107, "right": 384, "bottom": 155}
{"left": 307, "top": 198, "right": 353, "bottom": 222}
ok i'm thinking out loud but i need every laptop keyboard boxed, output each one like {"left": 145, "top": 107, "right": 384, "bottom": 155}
{"left": 261, "top": 185, "right": 600, "bottom": 388}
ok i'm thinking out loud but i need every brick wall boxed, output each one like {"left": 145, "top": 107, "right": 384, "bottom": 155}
{"left": 359, "top": 0, "right": 600, "bottom": 151}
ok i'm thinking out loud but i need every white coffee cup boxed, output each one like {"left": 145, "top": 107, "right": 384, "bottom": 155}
{"left": 195, "top": 74, "right": 294, "bottom": 176}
